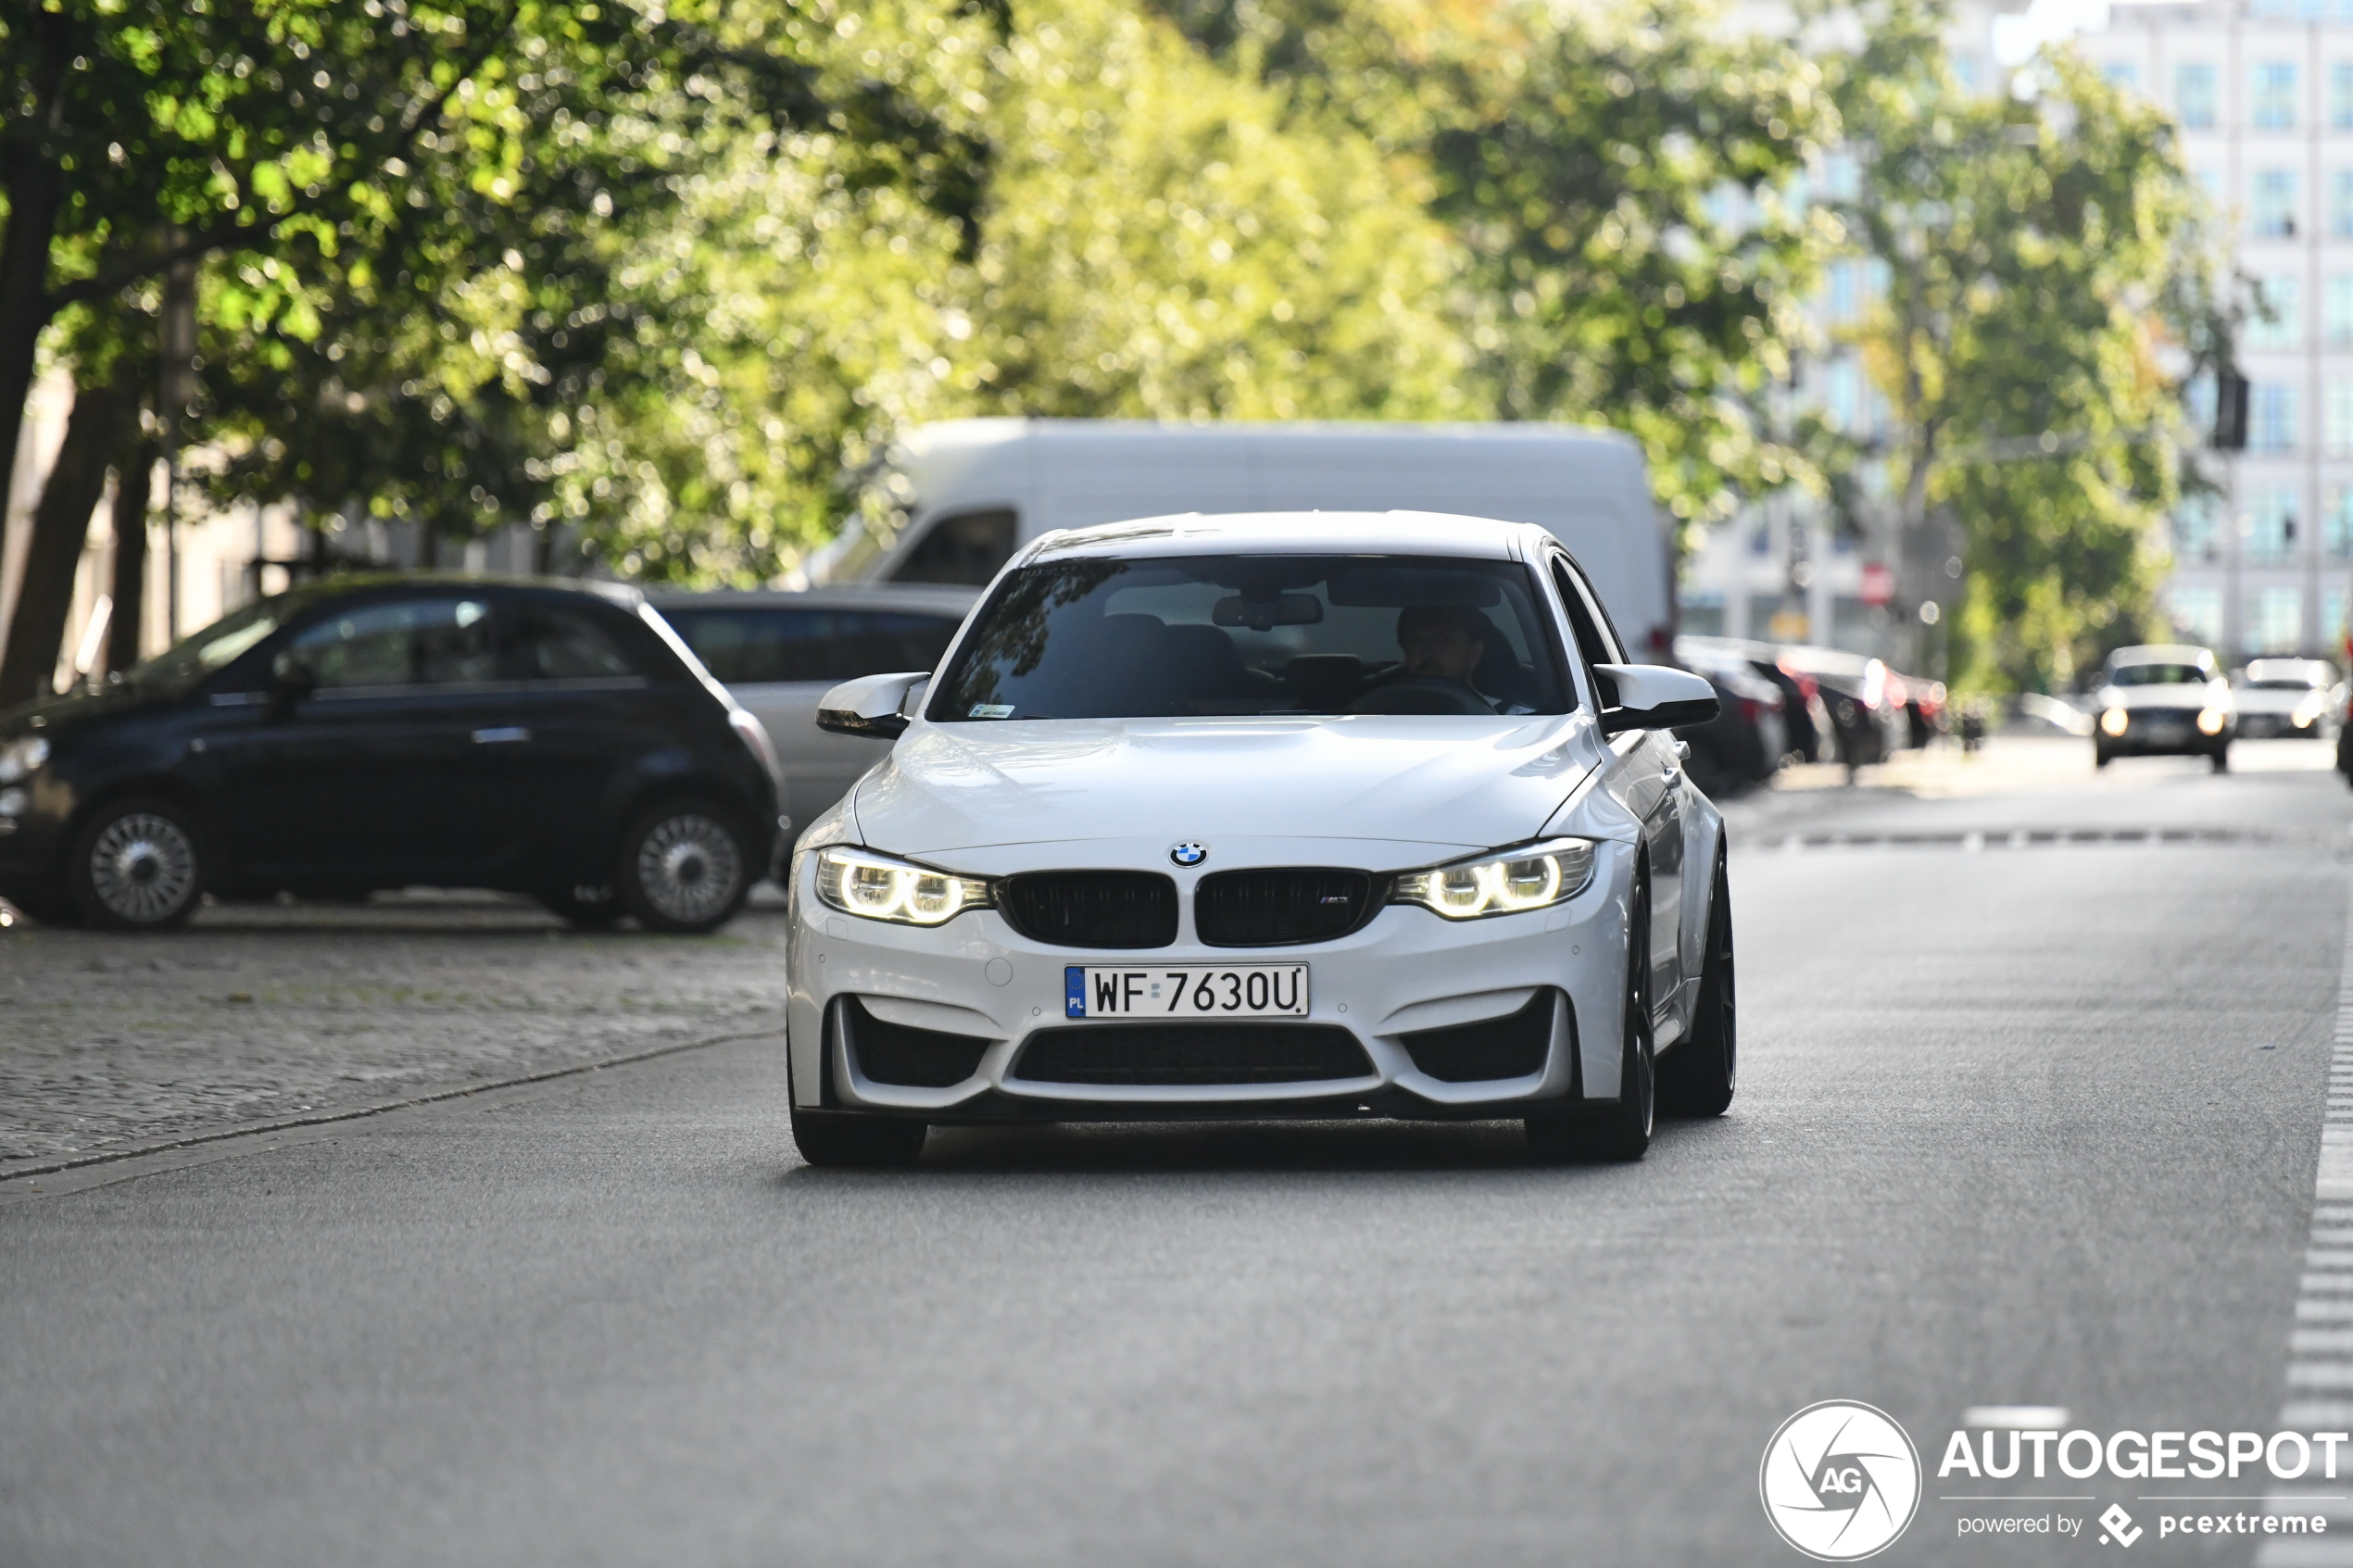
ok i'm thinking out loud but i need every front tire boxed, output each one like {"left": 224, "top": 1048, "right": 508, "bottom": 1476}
{"left": 2210, "top": 744, "right": 2230, "bottom": 773}
{"left": 790, "top": 1106, "right": 927, "bottom": 1168}
{"left": 66, "top": 797, "right": 205, "bottom": 931}
{"left": 1527, "top": 872, "right": 1655, "bottom": 1162}
{"left": 616, "top": 797, "right": 753, "bottom": 934}
{"left": 1660, "top": 849, "right": 1735, "bottom": 1117}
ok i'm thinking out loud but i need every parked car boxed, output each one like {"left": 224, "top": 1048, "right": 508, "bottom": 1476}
{"left": 1674, "top": 638, "right": 1789, "bottom": 796}
{"left": 1775, "top": 646, "right": 1906, "bottom": 772}
{"left": 808, "top": 419, "right": 1682, "bottom": 660}
{"left": 1677, "top": 634, "right": 1832, "bottom": 763}
{"left": 648, "top": 585, "right": 976, "bottom": 834}
{"left": 0, "top": 577, "right": 780, "bottom": 933}
{"left": 2233, "top": 658, "right": 2333, "bottom": 740}
{"left": 2092, "top": 644, "right": 2233, "bottom": 770}
{"left": 1893, "top": 673, "right": 1947, "bottom": 748}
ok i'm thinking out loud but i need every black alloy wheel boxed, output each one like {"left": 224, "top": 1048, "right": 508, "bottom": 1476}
{"left": 616, "top": 797, "right": 753, "bottom": 935}
{"left": 1527, "top": 872, "right": 1655, "bottom": 1163}
{"left": 789, "top": 1104, "right": 929, "bottom": 1168}
{"left": 1660, "top": 848, "right": 1736, "bottom": 1117}
{"left": 66, "top": 797, "right": 205, "bottom": 932}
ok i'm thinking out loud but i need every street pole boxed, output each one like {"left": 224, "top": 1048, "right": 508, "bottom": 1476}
{"left": 158, "top": 245, "right": 195, "bottom": 642}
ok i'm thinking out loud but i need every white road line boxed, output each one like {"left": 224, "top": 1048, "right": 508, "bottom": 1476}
{"left": 2262, "top": 885, "right": 2353, "bottom": 1567}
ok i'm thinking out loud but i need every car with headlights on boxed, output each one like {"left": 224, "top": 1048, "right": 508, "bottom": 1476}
{"left": 0, "top": 577, "right": 779, "bottom": 932}
{"left": 2232, "top": 658, "right": 2334, "bottom": 741}
{"left": 782, "top": 511, "right": 1734, "bottom": 1167}
{"left": 2093, "top": 644, "right": 2233, "bottom": 770}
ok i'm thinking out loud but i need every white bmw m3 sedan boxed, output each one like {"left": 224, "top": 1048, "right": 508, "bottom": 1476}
{"left": 784, "top": 511, "right": 1737, "bottom": 1166}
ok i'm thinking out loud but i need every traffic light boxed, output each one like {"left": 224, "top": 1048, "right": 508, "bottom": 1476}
{"left": 2212, "top": 371, "right": 2249, "bottom": 452}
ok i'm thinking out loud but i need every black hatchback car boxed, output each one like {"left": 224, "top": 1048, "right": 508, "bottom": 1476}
{"left": 0, "top": 577, "right": 780, "bottom": 933}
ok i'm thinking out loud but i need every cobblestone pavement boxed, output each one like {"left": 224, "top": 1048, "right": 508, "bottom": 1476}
{"left": 0, "top": 894, "right": 792, "bottom": 1169}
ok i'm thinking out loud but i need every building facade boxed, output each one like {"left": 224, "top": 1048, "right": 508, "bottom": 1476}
{"left": 2087, "top": 0, "right": 2353, "bottom": 663}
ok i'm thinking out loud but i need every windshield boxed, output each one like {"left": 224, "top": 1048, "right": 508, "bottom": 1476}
{"left": 2246, "top": 678, "right": 2322, "bottom": 691}
{"left": 2108, "top": 663, "right": 2208, "bottom": 687}
{"left": 122, "top": 597, "right": 293, "bottom": 694}
{"left": 928, "top": 554, "right": 1568, "bottom": 721}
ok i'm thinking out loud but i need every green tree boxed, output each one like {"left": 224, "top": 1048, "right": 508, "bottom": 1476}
{"left": 0, "top": 0, "right": 995, "bottom": 685}
{"left": 1148, "top": 0, "right": 1840, "bottom": 533}
{"left": 1819, "top": 6, "right": 2224, "bottom": 692}
{"left": 550, "top": 0, "right": 1475, "bottom": 583}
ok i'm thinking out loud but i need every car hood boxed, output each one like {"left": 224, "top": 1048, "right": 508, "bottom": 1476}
{"left": 2233, "top": 687, "right": 2322, "bottom": 715}
{"left": 2105, "top": 685, "right": 2226, "bottom": 710}
{"left": 0, "top": 681, "right": 180, "bottom": 743}
{"left": 849, "top": 713, "right": 1603, "bottom": 859}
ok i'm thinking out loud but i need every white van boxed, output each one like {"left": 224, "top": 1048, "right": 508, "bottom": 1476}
{"left": 812, "top": 419, "right": 1678, "bottom": 659}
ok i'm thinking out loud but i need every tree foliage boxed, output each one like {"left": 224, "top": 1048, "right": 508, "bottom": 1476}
{"left": 1816, "top": 3, "right": 2226, "bottom": 692}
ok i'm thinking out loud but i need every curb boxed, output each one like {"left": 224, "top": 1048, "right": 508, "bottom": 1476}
{"left": 0, "top": 1027, "right": 778, "bottom": 1185}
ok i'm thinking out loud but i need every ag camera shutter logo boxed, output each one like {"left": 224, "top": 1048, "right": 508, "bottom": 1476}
{"left": 1760, "top": 1400, "right": 1922, "bottom": 1561}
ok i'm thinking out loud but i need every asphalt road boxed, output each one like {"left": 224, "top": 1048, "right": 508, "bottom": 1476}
{"left": 4, "top": 740, "right": 2350, "bottom": 1568}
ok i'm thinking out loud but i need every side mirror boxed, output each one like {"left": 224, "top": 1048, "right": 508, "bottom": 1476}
{"left": 816, "top": 671, "right": 930, "bottom": 740}
{"left": 1593, "top": 663, "right": 1720, "bottom": 735}
{"left": 267, "top": 652, "right": 319, "bottom": 718}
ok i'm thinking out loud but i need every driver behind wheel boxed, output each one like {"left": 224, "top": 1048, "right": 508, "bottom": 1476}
{"left": 1398, "top": 603, "right": 1487, "bottom": 686}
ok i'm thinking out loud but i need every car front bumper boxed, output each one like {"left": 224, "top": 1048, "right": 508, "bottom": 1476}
{"left": 784, "top": 838, "right": 1639, "bottom": 1121}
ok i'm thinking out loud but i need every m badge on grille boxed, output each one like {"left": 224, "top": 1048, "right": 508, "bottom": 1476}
{"left": 1169, "top": 842, "right": 1208, "bottom": 867}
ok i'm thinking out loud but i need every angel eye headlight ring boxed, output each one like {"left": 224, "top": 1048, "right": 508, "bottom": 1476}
{"left": 1390, "top": 838, "right": 1595, "bottom": 921}
{"left": 814, "top": 847, "right": 992, "bottom": 927}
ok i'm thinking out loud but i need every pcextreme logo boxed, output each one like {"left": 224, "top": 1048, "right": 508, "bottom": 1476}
{"left": 1761, "top": 1400, "right": 1924, "bottom": 1562}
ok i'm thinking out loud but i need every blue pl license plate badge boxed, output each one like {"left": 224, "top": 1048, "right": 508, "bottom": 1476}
{"left": 1064, "top": 965, "right": 1310, "bottom": 1019}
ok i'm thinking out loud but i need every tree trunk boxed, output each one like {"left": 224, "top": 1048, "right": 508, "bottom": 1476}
{"left": 106, "top": 434, "right": 154, "bottom": 674}
{"left": 0, "top": 382, "right": 130, "bottom": 707}
{"left": 0, "top": 14, "right": 73, "bottom": 585}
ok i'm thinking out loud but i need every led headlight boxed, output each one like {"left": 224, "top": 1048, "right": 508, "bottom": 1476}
{"left": 1390, "top": 838, "right": 1597, "bottom": 921}
{"left": 2295, "top": 691, "right": 2327, "bottom": 728}
{"left": 0, "top": 735, "right": 48, "bottom": 784}
{"left": 2196, "top": 707, "right": 2227, "bottom": 735}
{"left": 814, "top": 846, "right": 991, "bottom": 926}
{"left": 2099, "top": 708, "right": 2128, "bottom": 736}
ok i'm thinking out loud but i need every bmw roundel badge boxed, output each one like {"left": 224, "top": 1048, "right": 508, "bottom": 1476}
{"left": 1169, "top": 842, "right": 1208, "bottom": 868}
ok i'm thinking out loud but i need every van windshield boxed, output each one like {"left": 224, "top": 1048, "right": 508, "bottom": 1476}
{"left": 928, "top": 554, "right": 1569, "bottom": 720}
{"left": 2108, "top": 663, "right": 2208, "bottom": 687}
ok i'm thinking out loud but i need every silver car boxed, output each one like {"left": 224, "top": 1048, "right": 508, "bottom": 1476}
{"left": 649, "top": 586, "right": 976, "bottom": 835}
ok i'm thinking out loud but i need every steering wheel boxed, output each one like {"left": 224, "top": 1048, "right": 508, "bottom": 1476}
{"left": 1343, "top": 674, "right": 1496, "bottom": 716}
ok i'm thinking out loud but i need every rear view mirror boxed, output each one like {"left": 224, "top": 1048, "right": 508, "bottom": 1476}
{"left": 1593, "top": 663, "right": 1719, "bottom": 734}
{"left": 817, "top": 671, "right": 931, "bottom": 740}
{"left": 1213, "top": 594, "right": 1323, "bottom": 631}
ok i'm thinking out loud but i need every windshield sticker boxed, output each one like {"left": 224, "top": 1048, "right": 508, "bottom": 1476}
{"left": 969, "top": 703, "right": 1017, "bottom": 719}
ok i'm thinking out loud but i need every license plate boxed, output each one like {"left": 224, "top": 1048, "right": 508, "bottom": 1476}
{"left": 2143, "top": 721, "right": 2187, "bottom": 743}
{"left": 1065, "top": 964, "right": 1309, "bottom": 1019}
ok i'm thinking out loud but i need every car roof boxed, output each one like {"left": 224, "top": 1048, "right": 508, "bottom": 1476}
{"left": 1017, "top": 510, "right": 1543, "bottom": 565}
{"left": 2108, "top": 643, "right": 2213, "bottom": 666}
{"left": 2244, "top": 657, "right": 2331, "bottom": 681}
{"left": 259, "top": 572, "right": 642, "bottom": 614}
{"left": 643, "top": 583, "right": 978, "bottom": 616}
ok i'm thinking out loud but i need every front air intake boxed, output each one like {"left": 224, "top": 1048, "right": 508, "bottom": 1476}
{"left": 1397, "top": 992, "right": 1561, "bottom": 1083}
{"left": 1012, "top": 1022, "right": 1373, "bottom": 1085}
{"left": 998, "top": 871, "right": 1178, "bottom": 949}
{"left": 843, "top": 997, "right": 992, "bottom": 1087}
